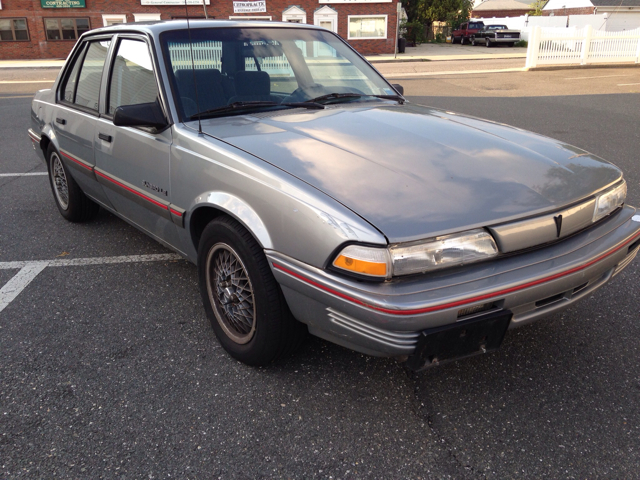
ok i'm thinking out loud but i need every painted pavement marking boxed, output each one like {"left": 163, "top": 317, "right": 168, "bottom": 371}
{"left": 0, "top": 253, "right": 184, "bottom": 313}
{"left": 0, "top": 172, "right": 48, "bottom": 177}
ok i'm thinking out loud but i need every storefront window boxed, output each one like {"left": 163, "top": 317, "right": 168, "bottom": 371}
{"left": 45, "top": 18, "right": 90, "bottom": 41}
{"left": 348, "top": 15, "right": 387, "bottom": 40}
{"left": 0, "top": 18, "right": 29, "bottom": 42}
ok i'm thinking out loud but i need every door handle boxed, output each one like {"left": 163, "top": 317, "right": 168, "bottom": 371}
{"left": 98, "top": 133, "right": 112, "bottom": 143}
{"left": 55, "top": 117, "right": 66, "bottom": 125}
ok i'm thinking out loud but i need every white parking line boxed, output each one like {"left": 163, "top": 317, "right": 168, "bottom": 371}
{"left": 0, "top": 80, "right": 55, "bottom": 84}
{"left": 618, "top": 83, "right": 640, "bottom": 86}
{"left": 0, "top": 172, "right": 48, "bottom": 177}
{"left": 0, "top": 253, "right": 183, "bottom": 313}
{"left": 0, "top": 263, "right": 49, "bottom": 313}
{"left": 563, "top": 74, "right": 631, "bottom": 80}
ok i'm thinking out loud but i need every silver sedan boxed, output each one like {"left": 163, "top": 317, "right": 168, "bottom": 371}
{"left": 28, "top": 21, "right": 640, "bottom": 370}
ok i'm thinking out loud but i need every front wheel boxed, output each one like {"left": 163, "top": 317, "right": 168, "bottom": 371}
{"left": 471, "top": 37, "right": 477, "bottom": 46}
{"left": 47, "top": 145, "right": 99, "bottom": 222}
{"left": 198, "top": 216, "right": 306, "bottom": 366}
{"left": 460, "top": 36, "right": 466, "bottom": 45}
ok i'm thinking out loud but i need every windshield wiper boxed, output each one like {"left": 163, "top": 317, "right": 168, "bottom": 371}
{"left": 191, "top": 100, "right": 324, "bottom": 119}
{"left": 305, "top": 93, "right": 405, "bottom": 105}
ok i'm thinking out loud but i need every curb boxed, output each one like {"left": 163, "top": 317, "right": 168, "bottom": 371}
{"left": 367, "top": 55, "right": 527, "bottom": 64}
{"left": 525, "top": 62, "right": 640, "bottom": 72}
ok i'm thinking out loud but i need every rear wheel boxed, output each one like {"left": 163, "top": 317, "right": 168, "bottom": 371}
{"left": 47, "top": 145, "right": 99, "bottom": 222}
{"left": 486, "top": 39, "right": 492, "bottom": 48}
{"left": 471, "top": 37, "right": 477, "bottom": 46}
{"left": 460, "top": 36, "right": 466, "bottom": 45}
{"left": 453, "top": 36, "right": 460, "bottom": 44}
{"left": 198, "top": 216, "right": 306, "bottom": 366}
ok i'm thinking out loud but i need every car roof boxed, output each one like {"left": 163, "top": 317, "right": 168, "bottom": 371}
{"left": 85, "top": 19, "right": 326, "bottom": 37}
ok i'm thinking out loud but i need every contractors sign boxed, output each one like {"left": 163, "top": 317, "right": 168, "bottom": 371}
{"left": 41, "top": 0, "right": 86, "bottom": 7}
{"left": 233, "top": 1, "right": 267, "bottom": 13}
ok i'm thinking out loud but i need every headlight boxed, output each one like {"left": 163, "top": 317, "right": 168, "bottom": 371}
{"left": 389, "top": 229, "right": 498, "bottom": 276}
{"left": 593, "top": 180, "right": 626, "bottom": 222}
{"left": 332, "top": 229, "right": 498, "bottom": 279}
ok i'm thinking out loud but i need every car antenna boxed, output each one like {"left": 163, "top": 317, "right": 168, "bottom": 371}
{"left": 185, "top": 0, "right": 203, "bottom": 134}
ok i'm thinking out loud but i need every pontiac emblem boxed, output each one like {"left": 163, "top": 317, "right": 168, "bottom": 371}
{"left": 554, "top": 214, "right": 563, "bottom": 238}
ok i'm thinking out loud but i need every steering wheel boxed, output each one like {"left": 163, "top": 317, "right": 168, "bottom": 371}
{"left": 282, "top": 83, "right": 327, "bottom": 103}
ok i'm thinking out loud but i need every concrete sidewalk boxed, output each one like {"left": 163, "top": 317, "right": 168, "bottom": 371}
{"left": 0, "top": 43, "right": 527, "bottom": 69}
{"left": 365, "top": 42, "right": 527, "bottom": 63}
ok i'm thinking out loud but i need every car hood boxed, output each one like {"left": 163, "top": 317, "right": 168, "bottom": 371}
{"left": 198, "top": 103, "right": 622, "bottom": 243}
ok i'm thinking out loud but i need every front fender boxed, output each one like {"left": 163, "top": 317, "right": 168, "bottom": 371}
{"left": 189, "top": 192, "right": 273, "bottom": 249}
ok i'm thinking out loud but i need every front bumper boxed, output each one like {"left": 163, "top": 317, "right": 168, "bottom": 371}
{"left": 492, "top": 37, "right": 520, "bottom": 43}
{"left": 269, "top": 206, "right": 640, "bottom": 357}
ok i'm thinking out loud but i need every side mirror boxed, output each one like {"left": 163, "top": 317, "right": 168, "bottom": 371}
{"left": 392, "top": 84, "right": 404, "bottom": 96}
{"left": 113, "top": 100, "right": 168, "bottom": 130}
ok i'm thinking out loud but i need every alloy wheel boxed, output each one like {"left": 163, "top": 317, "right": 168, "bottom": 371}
{"left": 206, "top": 243, "right": 256, "bottom": 344}
{"left": 51, "top": 153, "right": 69, "bottom": 210}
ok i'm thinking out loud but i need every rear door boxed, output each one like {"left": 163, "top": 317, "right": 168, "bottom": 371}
{"left": 94, "top": 34, "right": 180, "bottom": 246}
{"left": 53, "top": 37, "right": 113, "bottom": 205}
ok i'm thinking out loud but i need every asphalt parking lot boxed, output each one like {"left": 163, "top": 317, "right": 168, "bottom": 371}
{"left": 1, "top": 66, "right": 639, "bottom": 478}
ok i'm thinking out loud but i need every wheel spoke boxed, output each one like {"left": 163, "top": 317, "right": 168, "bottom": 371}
{"left": 206, "top": 243, "right": 256, "bottom": 344}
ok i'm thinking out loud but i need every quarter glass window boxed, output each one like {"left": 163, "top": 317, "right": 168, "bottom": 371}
{"left": 62, "top": 45, "right": 85, "bottom": 103}
{"left": 108, "top": 39, "right": 159, "bottom": 115}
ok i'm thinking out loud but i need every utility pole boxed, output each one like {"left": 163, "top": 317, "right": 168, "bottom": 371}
{"left": 202, "top": 0, "right": 209, "bottom": 18}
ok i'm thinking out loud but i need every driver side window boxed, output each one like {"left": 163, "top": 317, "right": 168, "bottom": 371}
{"left": 108, "top": 38, "right": 159, "bottom": 115}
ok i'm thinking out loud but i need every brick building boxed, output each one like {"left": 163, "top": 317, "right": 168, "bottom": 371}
{"left": 0, "top": 0, "right": 400, "bottom": 59}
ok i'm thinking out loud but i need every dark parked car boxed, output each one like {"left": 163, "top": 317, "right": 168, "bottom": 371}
{"left": 452, "top": 21, "right": 485, "bottom": 45}
{"left": 28, "top": 21, "right": 640, "bottom": 370}
{"left": 471, "top": 24, "right": 521, "bottom": 47}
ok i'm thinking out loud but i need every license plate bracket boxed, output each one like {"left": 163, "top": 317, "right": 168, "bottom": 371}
{"left": 406, "top": 310, "right": 512, "bottom": 371}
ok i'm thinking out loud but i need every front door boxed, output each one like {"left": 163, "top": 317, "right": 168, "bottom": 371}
{"left": 94, "top": 35, "right": 180, "bottom": 247}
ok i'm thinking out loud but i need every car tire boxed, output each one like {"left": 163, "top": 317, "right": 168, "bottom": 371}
{"left": 198, "top": 216, "right": 307, "bottom": 366}
{"left": 460, "top": 36, "right": 466, "bottom": 45}
{"left": 486, "top": 39, "right": 492, "bottom": 48}
{"left": 508, "top": 42, "right": 515, "bottom": 47}
{"left": 471, "top": 37, "right": 477, "bottom": 46}
{"left": 47, "top": 144, "right": 99, "bottom": 222}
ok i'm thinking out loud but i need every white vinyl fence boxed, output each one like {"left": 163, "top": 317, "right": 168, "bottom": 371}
{"left": 525, "top": 25, "right": 640, "bottom": 68}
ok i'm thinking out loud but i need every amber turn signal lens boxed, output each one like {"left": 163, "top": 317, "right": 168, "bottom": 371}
{"left": 333, "top": 254, "right": 387, "bottom": 277}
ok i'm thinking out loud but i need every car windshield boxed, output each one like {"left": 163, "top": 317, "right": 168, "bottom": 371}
{"left": 161, "top": 27, "right": 397, "bottom": 120}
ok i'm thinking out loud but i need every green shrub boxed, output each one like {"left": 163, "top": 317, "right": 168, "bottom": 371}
{"left": 401, "top": 21, "right": 427, "bottom": 45}
{"left": 514, "top": 40, "right": 528, "bottom": 47}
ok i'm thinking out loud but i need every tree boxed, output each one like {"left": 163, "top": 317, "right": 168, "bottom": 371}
{"left": 528, "top": 0, "right": 546, "bottom": 16}
{"left": 403, "top": 0, "right": 473, "bottom": 25}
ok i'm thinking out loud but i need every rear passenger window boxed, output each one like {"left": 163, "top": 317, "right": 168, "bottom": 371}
{"left": 72, "top": 40, "right": 111, "bottom": 111}
{"left": 108, "top": 39, "right": 159, "bottom": 115}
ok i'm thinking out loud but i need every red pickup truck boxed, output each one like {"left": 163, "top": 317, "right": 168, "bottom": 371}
{"left": 452, "top": 21, "right": 485, "bottom": 45}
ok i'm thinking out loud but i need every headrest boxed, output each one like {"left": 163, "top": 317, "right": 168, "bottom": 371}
{"left": 234, "top": 71, "right": 270, "bottom": 96}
